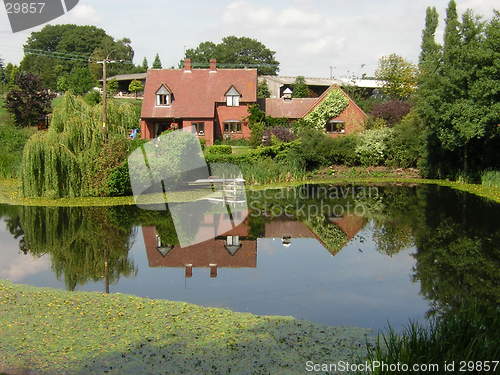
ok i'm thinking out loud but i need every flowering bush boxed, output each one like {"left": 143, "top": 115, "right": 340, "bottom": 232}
{"left": 355, "top": 128, "right": 394, "bottom": 166}
{"left": 262, "top": 126, "right": 296, "bottom": 146}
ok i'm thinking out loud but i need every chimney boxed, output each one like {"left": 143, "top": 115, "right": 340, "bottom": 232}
{"left": 185, "top": 264, "right": 193, "bottom": 278}
{"left": 209, "top": 58, "right": 217, "bottom": 72}
{"left": 209, "top": 264, "right": 218, "bottom": 278}
{"left": 183, "top": 58, "right": 192, "bottom": 71}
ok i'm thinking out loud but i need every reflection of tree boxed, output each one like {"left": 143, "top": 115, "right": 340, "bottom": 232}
{"left": 19, "top": 206, "right": 137, "bottom": 292}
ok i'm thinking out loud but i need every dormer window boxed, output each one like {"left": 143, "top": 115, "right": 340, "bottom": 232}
{"left": 156, "top": 85, "right": 172, "bottom": 106}
{"left": 225, "top": 86, "right": 241, "bottom": 107}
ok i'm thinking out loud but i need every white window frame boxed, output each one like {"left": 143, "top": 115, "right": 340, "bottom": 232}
{"left": 326, "top": 120, "right": 345, "bottom": 133}
{"left": 226, "top": 95, "right": 240, "bottom": 107}
{"left": 156, "top": 93, "right": 170, "bottom": 106}
{"left": 224, "top": 121, "right": 242, "bottom": 133}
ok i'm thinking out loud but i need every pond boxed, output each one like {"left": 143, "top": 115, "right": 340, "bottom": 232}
{"left": 0, "top": 184, "right": 498, "bottom": 332}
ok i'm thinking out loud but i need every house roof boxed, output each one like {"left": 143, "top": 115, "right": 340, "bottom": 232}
{"left": 264, "top": 85, "right": 368, "bottom": 120}
{"left": 141, "top": 68, "right": 257, "bottom": 119}
{"left": 102, "top": 73, "right": 147, "bottom": 82}
{"left": 264, "top": 98, "right": 318, "bottom": 118}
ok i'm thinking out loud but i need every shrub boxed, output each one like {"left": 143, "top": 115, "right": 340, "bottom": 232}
{"left": 0, "top": 124, "right": 36, "bottom": 178}
{"left": 329, "top": 135, "right": 359, "bottom": 166}
{"left": 249, "top": 121, "right": 265, "bottom": 147}
{"left": 83, "top": 90, "right": 101, "bottom": 105}
{"left": 371, "top": 100, "right": 411, "bottom": 125}
{"left": 355, "top": 128, "right": 393, "bottom": 166}
{"left": 262, "top": 126, "right": 296, "bottom": 146}
{"left": 239, "top": 158, "right": 306, "bottom": 184}
{"left": 205, "top": 144, "right": 232, "bottom": 155}
{"left": 107, "top": 162, "right": 132, "bottom": 196}
{"left": 290, "top": 129, "right": 335, "bottom": 170}
{"left": 365, "top": 116, "right": 388, "bottom": 130}
{"left": 385, "top": 111, "right": 425, "bottom": 168}
{"left": 481, "top": 170, "right": 500, "bottom": 188}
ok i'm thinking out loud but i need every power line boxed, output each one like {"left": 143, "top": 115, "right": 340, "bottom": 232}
{"left": 23, "top": 48, "right": 134, "bottom": 65}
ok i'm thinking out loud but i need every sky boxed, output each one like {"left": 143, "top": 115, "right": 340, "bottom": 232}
{"left": 0, "top": 0, "right": 497, "bottom": 78}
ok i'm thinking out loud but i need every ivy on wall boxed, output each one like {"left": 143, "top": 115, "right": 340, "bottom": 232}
{"left": 304, "top": 89, "right": 349, "bottom": 131}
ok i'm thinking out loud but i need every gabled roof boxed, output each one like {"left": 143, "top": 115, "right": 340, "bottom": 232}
{"left": 156, "top": 84, "right": 171, "bottom": 95}
{"left": 225, "top": 86, "right": 241, "bottom": 96}
{"left": 141, "top": 69, "right": 257, "bottom": 118}
{"left": 264, "top": 85, "right": 368, "bottom": 120}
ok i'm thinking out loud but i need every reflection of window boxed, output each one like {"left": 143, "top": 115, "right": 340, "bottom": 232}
{"left": 224, "top": 236, "right": 241, "bottom": 255}
{"left": 192, "top": 122, "right": 205, "bottom": 135}
{"left": 325, "top": 120, "right": 345, "bottom": 133}
{"left": 156, "top": 234, "right": 174, "bottom": 257}
{"left": 156, "top": 85, "right": 171, "bottom": 106}
{"left": 224, "top": 121, "right": 242, "bottom": 133}
{"left": 225, "top": 86, "right": 241, "bottom": 107}
{"left": 282, "top": 236, "right": 292, "bottom": 247}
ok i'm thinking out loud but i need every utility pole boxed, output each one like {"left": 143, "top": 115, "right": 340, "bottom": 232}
{"left": 96, "top": 54, "right": 124, "bottom": 134}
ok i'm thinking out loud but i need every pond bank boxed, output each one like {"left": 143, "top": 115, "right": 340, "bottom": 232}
{"left": 1, "top": 176, "right": 499, "bottom": 207}
{"left": 0, "top": 280, "right": 370, "bottom": 375}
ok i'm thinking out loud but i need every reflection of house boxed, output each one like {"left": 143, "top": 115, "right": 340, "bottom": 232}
{"left": 142, "top": 218, "right": 256, "bottom": 278}
{"left": 262, "top": 86, "right": 367, "bottom": 137}
{"left": 142, "top": 215, "right": 366, "bottom": 277}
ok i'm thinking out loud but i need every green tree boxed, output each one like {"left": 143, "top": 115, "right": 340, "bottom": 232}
{"left": 419, "top": 7, "right": 440, "bottom": 65}
{"left": 128, "top": 79, "right": 144, "bottom": 98}
{"left": 184, "top": 36, "right": 279, "bottom": 75}
{"left": 257, "top": 80, "right": 270, "bottom": 98}
{"left": 152, "top": 53, "right": 162, "bottom": 69}
{"left": 142, "top": 57, "right": 148, "bottom": 71}
{"left": 20, "top": 25, "right": 135, "bottom": 89}
{"left": 5, "top": 72, "right": 54, "bottom": 127}
{"left": 375, "top": 54, "right": 417, "bottom": 100}
{"left": 57, "top": 66, "right": 96, "bottom": 95}
{"left": 0, "top": 57, "right": 5, "bottom": 83}
{"left": 292, "top": 76, "right": 309, "bottom": 98}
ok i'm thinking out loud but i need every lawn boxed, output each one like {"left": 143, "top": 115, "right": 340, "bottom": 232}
{"left": 0, "top": 280, "right": 370, "bottom": 375}
{"left": 0, "top": 97, "right": 13, "bottom": 126}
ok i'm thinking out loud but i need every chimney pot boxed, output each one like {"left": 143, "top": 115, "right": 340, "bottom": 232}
{"left": 184, "top": 58, "right": 192, "bottom": 71}
{"left": 209, "top": 58, "right": 217, "bottom": 71}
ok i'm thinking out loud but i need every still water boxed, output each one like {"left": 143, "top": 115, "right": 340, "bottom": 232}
{"left": 1, "top": 184, "right": 498, "bottom": 331}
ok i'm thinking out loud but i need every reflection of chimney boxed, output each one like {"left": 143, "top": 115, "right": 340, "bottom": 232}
{"left": 184, "top": 58, "right": 192, "bottom": 71}
{"left": 209, "top": 58, "right": 217, "bottom": 72}
{"left": 209, "top": 264, "right": 218, "bottom": 278}
{"left": 185, "top": 264, "right": 193, "bottom": 278}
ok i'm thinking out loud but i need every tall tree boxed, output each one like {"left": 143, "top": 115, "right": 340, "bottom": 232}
{"left": 183, "top": 36, "right": 279, "bottom": 75}
{"left": 375, "top": 54, "right": 418, "bottom": 100}
{"left": 20, "top": 25, "right": 135, "bottom": 89}
{"left": 419, "top": 7, "right": 440, "bottom": 65}
{"left": 152, "top": 53, "right": 162, "bottom": 69}
{"left": 142, "top": 57, "right": 149, "bottom": 71}
{"left": 0, "top": 57, "right": 5, "bottom": 83}
{"left": 292, "top": 76, "right": 309, "bottom": 98}
{"left": 5, "top": 72, "right": 54, "bottom": 127}
{"left": 257, "top": 80, "right": 270, "bottom": 99}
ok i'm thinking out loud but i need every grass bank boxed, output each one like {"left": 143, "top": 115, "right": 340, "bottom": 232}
{"left": 0, "top": 280, "right": 370, "bottom": 375}
{"left": 1, "top": 175, "right": 499, "bottom": 207}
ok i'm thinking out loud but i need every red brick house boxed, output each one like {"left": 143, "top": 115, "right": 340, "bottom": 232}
{"left": 264, "top": 85, "right": 367, "bottom": 137}
{"left": 140, "top": 59, "right": 257, "bottom": 145}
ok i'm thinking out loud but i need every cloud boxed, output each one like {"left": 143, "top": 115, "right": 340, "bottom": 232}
{"left": 0, "top": 251, "right": 50, "bottom": 282}
{"left": 63, "top": 3, "right": 101, "bottom": 24}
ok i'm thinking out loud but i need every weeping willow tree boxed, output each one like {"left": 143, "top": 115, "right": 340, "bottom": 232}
{"left": 21, "top": 93, "right": 138, "bottom": 198}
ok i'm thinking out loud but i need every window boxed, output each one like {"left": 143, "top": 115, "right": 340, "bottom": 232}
{"left": 225, "top": 86, "right": 241, "bottom": 107}
{"left": 156, "top": 85, "right": 171, "bottom": 106}
{"left": 224, "top": 121, "right": 242, "bottom": 133}
{"left": 225, "top": 236, "right": 241, "bottom": 255}
{"left": 325, "top": 120, "right": 345, "bottom": 133}
{"left": 192, "top": 122, "right": 205, "bottom": 136}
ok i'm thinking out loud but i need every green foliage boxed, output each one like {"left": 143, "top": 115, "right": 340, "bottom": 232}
{"left": 5, "top": 72, "right": 54, "bottom": 127}
{"left": 107, "top": 162, "right": 132, "bottom": 196}
{"left": 56, "top": 66, "right": 96, "bottom": 95}
{"left": 257, "top": 80, "right": 271, "bottom": 98}
{"left": 329, "top": 135, "right": 359, "bottom": 166}
{"left": 205, "top": 144, "right": 232, "bottom": 155}
{"left": 385, "top": 111, "right": 426, "bottom": 168}
{"left": 141, "top": 57, "right": 149, "bottom": 71}
{"left": 184, "top": 36, "right": 279, "bottom": 75}
{"left": 375, "top": 54, "right": 418, "bottom": 100}
{"left": 249, "top": 121, "right": 265, "bottom": 147}
{"left": 291, "top": 76, "right": 309, "bottom": 98}
{"left": 0, "top": 124, "right": 36, "bottom": 178}
{"left": 355, "top": 128, "right": 393, "bottom": 166}
{"left": 152, "top": 53, "right": 162, "bottom": 69}
{"left": 21, "top": 93, "right": 139, "bottom": 198}
{"left": 303, "top": 89, "right": 349, "bottom": 130}
{"left": 106, "top": 79, "right": 119, "bottom": 97}
{"left": 481, "top": 170, "right": 500, "bottom": 188}
{"left": 303, "top": 215, "right": 347, "bottom": 254}
{"left": 239, "top": 157, "right": 306, "bottom": 185}
{"left": 83, "top": 90, "right": 101, "bottom": 105}
{"left": 416, "top": 5, "right": 500, "bottom": 177}
{"left": 128, "top": 79, "right": 144, "bottom": 97}
{"left": 364, "top": 116, "right": 388, "bottom": 130}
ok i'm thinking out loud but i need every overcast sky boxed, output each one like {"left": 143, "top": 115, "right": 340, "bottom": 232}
{"left": 0, "top": 0, "right": 497, "bottom": 78}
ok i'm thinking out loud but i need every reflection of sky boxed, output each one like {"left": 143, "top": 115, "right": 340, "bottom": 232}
{"left": 0, "top": 219, "right": 429, "bottom": 331}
